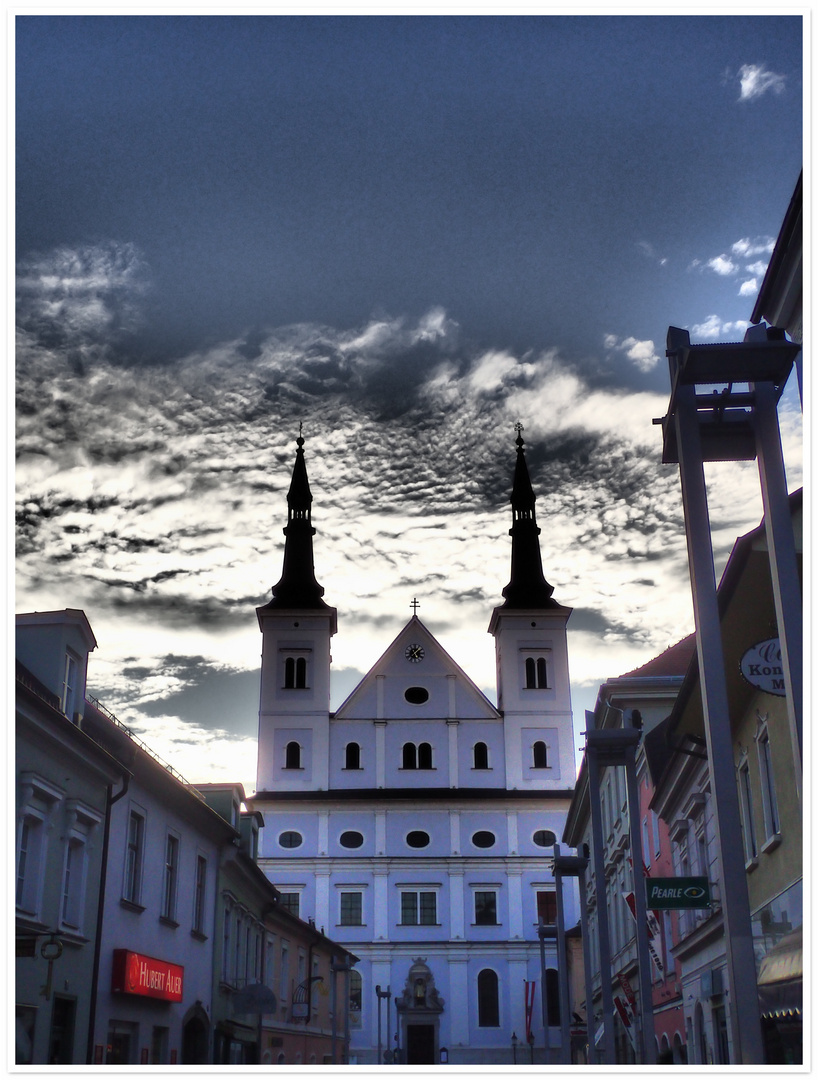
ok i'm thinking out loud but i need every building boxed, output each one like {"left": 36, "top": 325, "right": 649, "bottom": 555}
{"left": 562, "top": 635, "right": 695, "bottom": 1064}
{"left": 650, "top": 491, "right": 802, "bottom": 1065}
{"left": 248, "top": 429, "right": 579, "bottom": 1065}
{"left": 15, "top": 610, "right": 125, "bottom": 1065}
{"left": 196, "top": 783, "right": 359, "bottom": 1065}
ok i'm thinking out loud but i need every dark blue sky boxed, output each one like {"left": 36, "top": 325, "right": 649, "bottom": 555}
{"left": 15, "top": 15, "right": 803, "bottom": 788}
{"left": 17, "top": 15, "right": 802, "bottom": 376}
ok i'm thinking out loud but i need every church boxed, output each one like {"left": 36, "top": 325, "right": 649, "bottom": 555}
{"left": 248, "top": 429, "right": 579, "bottom": 1066}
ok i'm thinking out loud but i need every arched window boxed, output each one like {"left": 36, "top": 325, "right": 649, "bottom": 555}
{"left": 545, "top": 968, "right": 560, "bottom": 1027}
{"left": 418, "top": 743, "right": 433, "bottom": 769}
{"left": 532, "top": 741, "right": 548, "bottom": 769}
{"left": 525, "top": 655, "right": 549, "bottom": 689}
{"left": 473, "top": 742, "right": 489, "bottom": 770}
{"left": 477, "top": 969, "right": 500, "bottom": 1027}
{"left": 284, "top": 656, "right": 308, "bottom": 689}
{"left": 402, "top": 743, "right": 417, "bottom": 770}
{"left": 285, "top": 741, "right": 301, "bottom": 769}
{"left": 344, "top": 743, "right": 361, "bottom": 770}
{"left": 284, "top": 657, "right": 295, "bottom": 688}
{"left": 295, "top": 657, "right": 307, "bottom": 688}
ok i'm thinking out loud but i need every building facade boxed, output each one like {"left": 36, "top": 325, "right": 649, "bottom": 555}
{"left": 248, "top": 430, "right": 579, "bottom": 1065}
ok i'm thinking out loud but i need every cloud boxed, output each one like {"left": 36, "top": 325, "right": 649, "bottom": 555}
{"left": 707, "top": 255, "right": 738, "bottom": 277}
{"left": 731, "top": 238, "right": 775, "bottom": 259}
{"left": 736, "top": 63, "right": 786, "bottom": 102}
{"left": 637, "top": 241, "right": 668, "bottom": 267}
{"left": 689, "top": 315, "right": 750, "bottom": 340}
{"left": 739, "top": 278, "right": 759, "bottom": 298}
{"left": 603, "top": 335, "right": 661, "bottom": 373}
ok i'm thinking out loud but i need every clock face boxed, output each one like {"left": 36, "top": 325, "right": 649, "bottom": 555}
{"left": 405, "top": 644, "right": 425, "bottom": 663}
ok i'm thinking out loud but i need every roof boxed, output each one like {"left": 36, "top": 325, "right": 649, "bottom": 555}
{"left": 619, "top": 633, "right": 696, "bottom": 679}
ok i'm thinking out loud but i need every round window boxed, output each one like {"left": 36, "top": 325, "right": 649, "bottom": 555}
{"left": 339, "top": 830, "right": 364, "bottom": 849}
{"left": 472, "top": 830, "right": 496, "bottom": 848}
{"left": 279, "top": 830, "right": 303, "bottom": 849}
{"left": 406, "top": 830, "right": 430, "bottom": 848}
{"left": 404, "top": 686, "right": 429, "bottom": 705}
{"left": 533, "top": 829, "right": 557, "bottom": 848}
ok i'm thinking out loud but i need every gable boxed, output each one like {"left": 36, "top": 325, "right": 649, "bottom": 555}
{"left": 334, "top": 617, "right": 500, "bottom": 721}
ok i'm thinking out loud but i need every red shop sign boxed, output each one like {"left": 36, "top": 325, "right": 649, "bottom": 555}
{"left": 112, "top": 949, "right": 184, "bottom": 1002}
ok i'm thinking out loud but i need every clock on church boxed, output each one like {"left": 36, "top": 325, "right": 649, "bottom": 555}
{"left": 405, "top": 644, "right": 425, "bottom": 663}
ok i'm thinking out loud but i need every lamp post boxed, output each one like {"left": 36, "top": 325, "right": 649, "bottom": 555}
{"left": 375, "top": 984, "right": 391, "bottom": 1064}
{"left": 511, "top": 1031, "right": 518, "bottom": 1065}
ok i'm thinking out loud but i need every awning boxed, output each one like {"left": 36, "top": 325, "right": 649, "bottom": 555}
{"left": 758, "top": 927, "right": 802, "bottom": 987}
{"left": 758, "top": 977, "right": 802, "bottom": 1021}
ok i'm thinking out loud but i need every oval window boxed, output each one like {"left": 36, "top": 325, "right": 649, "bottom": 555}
{"left": 404, "top": 686, "right": 430, "bottom": 705}
{"left": 339, "top": 830, "right": 364, "bottom": 849}
{"left": 533, "top": 829, "right": 557, "bottom": 848}
{"left": 472, "top": 830, "right": 496, "bottom": 848}
{"left": 279, "top": 830, "right": 303, "bottom": 849}
{"left": 406, "top": 830, "right": 430, "bottom": 848}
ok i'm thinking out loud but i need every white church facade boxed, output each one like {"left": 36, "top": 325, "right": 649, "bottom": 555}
{"left": 248, "top": 431, "right": 579, "bottom": 1066}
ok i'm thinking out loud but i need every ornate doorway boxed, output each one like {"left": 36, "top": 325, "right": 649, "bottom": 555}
{"left": 396, "top": 958, "right": 444, "bottom": 1066}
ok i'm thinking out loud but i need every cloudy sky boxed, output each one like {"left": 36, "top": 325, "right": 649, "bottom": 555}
{"left": 15, "top": 15, "right": 803, "bottom": 793}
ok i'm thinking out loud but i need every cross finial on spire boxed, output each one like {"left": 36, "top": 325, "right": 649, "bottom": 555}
{"left": 514, "top": 421, "right": 525, "bottom": 449}
{"left": 411, "top": 597, "right": 420, "bottom": 615}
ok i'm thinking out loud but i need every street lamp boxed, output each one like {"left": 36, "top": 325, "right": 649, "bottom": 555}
{"left": 375, "top": 984, "right": 391, "bottom": 1065}
{"left": 511, "top": 1031, "right": 518, "bottom": 1065}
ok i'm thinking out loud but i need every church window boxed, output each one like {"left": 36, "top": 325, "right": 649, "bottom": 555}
{"left": 471, "top": 830, "right": 495, "bottom": 849}
{"left": 405, "top": 686, "right": 429, "bottom": 705}
{"left": 474, "top": 890, "right": 498, "bottom": 925}
{"left": 406, "top": 831, "right": 430, "bottom": 849}
{"left": 417, "top": 743, "right": 433, "bottom": 769}
{"left": 279, "top": 892, "right": 300, "bottom": 917}
{"left": 536, "top": 890, "right": 557, "bottom": 925}
{"left": 283, "top": 654, "right": 308, "bottom": 689}
{"left": 284, "top": 742, "right": 302, "bottom": 769}
{"left": 473, "top": 742, "right": 489, "bottom": 769}
{"left": 477, "top": 969, "right": 500, "bottom": 1027}
{"left": 279, "top": 830, "right": 303, "bottom": 849}
{"left": 344, "top": 743, "right": 361, "bottom": 770}
{"left": 340, "top": 891, "right": 363, "bottom": 926}
{"left": 533, "top": 829, "right": 556, "bottom": 848}
{"left": 402, "top": 743, "right": 417, "bottom": 770}
{"left": 523, "top": 653, "right": 550, "bottom": 689}
{"left": 400, "top": 890, "right": 437, "bottom": 925}
{"left": 532, "top": 741, "right": 549, "bottom": 769}
{"left": 339, "top": 830, "right": 364, "bottom": 849}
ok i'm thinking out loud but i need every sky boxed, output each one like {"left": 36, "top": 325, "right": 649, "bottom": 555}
{"left": 14, "top": 14, "right": 804, "bottom": 794}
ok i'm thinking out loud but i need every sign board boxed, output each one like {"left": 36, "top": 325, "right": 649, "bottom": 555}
{"left": 624, "top": 892, "right": 664, "bottom": 975}
{"left": 617, "top": 972, "right": 636, "bottom": 1010}
{"left": 740, "top": 638, "right": 786, "bottom": 696}
{"left": 645, "top": 877, "right": 710, "bottom": 909}
{"left": 111, "top": 949, "right": 184, "bottom": 1002}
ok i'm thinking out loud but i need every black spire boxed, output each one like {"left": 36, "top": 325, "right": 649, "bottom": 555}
{"left": 261, "top": 430, "right": 332, "bottom": 610}
{"left": 499, "top": 425, "right": 558, "bottom": 608}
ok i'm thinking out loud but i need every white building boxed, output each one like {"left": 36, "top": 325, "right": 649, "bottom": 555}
{"left": 248, "top": 430, "right": 579, "bottom": 1065}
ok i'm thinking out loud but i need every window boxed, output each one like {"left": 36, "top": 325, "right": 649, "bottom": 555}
{"left": 642, "top": 817, "right": 652, "bottom": 869}
{"left": 474, "top": 891, "right": 498, "bottom": 925}
{"left": 61, "top": 652, "right": 79, "bottom": 718}
{"left": 400, "top": 890, "right": 436, "bottom": 925}
{"left": 418, "top": 743, "right": 433, "bottom": 769}
{"left": 150, "top": 1026, "right": 169, "bottom": 1066}
{"left": 477, "top": 969, "right": 500, "bottom": 1027}
{"left": 59, "top": 802, "right": 101, "bottom": 932}
{"left": 279, "top": 830, "right": 303, "bottom": 849}
{"left": 737, "top": 757, "right": 758, "bottom": 864}
{"left": 532, "top": 741, "right": 549, "bottom": 768}
{"left": 284, "top": 655, "right": 308, "bottom": 689}
{"left": 123, "top": 809, "right": 145, "bottom": 906}
{"left": 279, "top": 893, "right": 300, "bottom": 918}
{"left": 17, "top": 774, "right": 63, "bottom": 917}
{"left": 162, "top": 834, "right": 180, "bottom": 921}
{"left": 472, "top": 831, "right": 496, "bottom": 849}
{"left": 473, "top": 742, "right": 489, "bottom": 769}
{"left": 406, "top": 831, "right": 430, "bottom": 848}
{"left": 651, "top": 810, "right": 661, "bottom": 857}
{"left": 340, "top": 892, "right": 363, "bottom": 926}
{"left": 340, "top": 830, "right": 364, "bottom": 849}
{"left": 524, "top": 653, "right": 549, "bottom": 689}
{"left": 756, "top": 725, "right": 780, "bottom": 842}
{"left": 402, "top": 743, "right": 417, "bottom": 769}
{"left": 349, "top": 970, "right": 362, "bottom": 1013}
{"left": 223, "top": 903, "right": 232, "bottom": 983}
{"left": 533, "top": 829, "right": 556, "bottom": 848}
{"left": 280, "top": 941, "right": 290, "bottom": 1005}
{"left": 193, "top": 856, "right": 207, "bottom": 934}
{"left": 344, "top": 743, "right": 361, "bottom": 770}
{"left": 404, "top": 687, "right": 429, "bottom": 704}
{"left": 284, "top": 742, "right": 302, "bottom": 769}
{"left": 537, "top": 890, "right": 557, "bottom": 925}
{"left": 545, "top": 968, "right": 561, "bottom": 1026}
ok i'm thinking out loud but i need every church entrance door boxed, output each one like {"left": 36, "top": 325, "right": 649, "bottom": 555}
{"left": 406, "top": 1024, "right": 435, "bottom": 1064}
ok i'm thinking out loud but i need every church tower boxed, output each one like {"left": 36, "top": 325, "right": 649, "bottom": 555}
{"left": 488, "top": 426, "right": 576, "bottom": 788}
{"left": 256, "top": 432, "right": 337, "bottom": 792}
